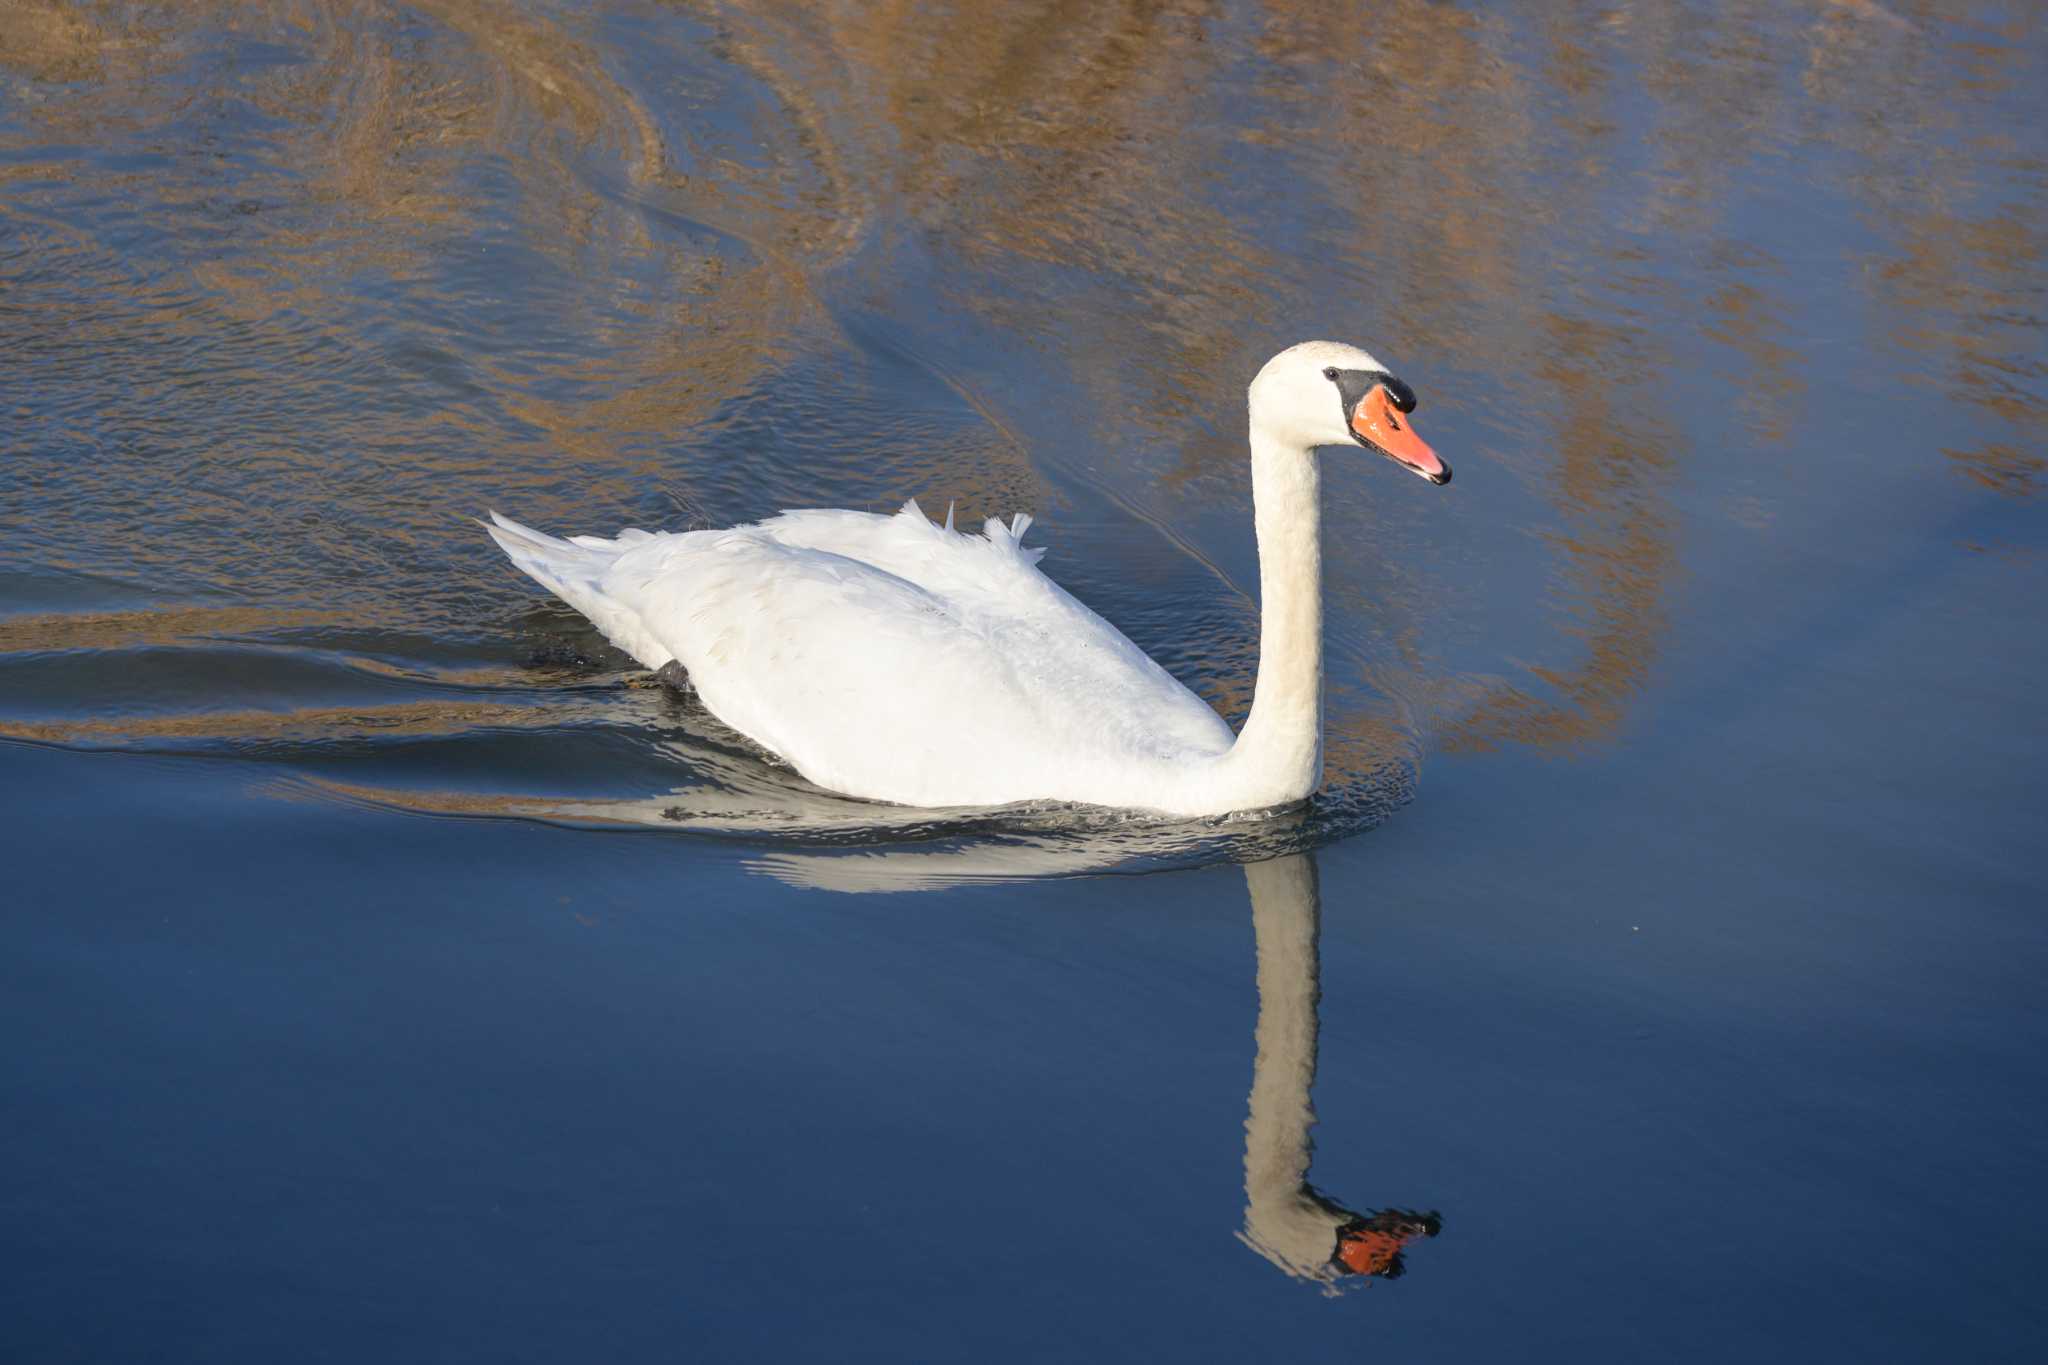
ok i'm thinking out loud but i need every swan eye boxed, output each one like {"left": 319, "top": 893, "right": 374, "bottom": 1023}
{"left": 1322, "top": 367, "right": 1339, "bottom": 381}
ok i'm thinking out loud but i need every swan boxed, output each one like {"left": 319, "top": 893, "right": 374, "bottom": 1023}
{"left": 483, "top": 340, "right": 1448, "bottom": 816}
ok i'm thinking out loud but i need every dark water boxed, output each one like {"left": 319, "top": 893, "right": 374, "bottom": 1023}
{"left": 4, "top": 1, "right": 2045, "bottom": 1359}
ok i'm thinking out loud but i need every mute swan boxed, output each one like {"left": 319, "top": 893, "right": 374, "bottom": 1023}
{"left": 484, "top": 341, "right": 1448, "bottom": 816}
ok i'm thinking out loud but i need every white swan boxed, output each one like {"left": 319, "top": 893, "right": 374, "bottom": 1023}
{"left": 484, "top": 341, "right": 1448, "bottom": 816}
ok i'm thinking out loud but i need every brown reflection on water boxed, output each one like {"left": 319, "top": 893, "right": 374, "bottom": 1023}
{"left": 0, "top": 1, "right": 167, "bottom": 87}
{"left": 723, "top": 0, "right": 1283, "bottom": 430}
{"left": 1, "top": 0, "right": 2040, "bottom": 777}
{"left": 0, "top": 605, "right": 334, "bottom": 655}
{"left": 0, "top": 696, "right": 557, "bottom": 747}
{"left": 1791, "top": 4, "right": 2047, "bottom": 501}
{"left": 1702, "top": 270, "right": 1804, "bottom": 448}
{"left": 1444, "top": 305, "right": 1678, "bottom": 755}
{"left": 1875, "top": 207, "right": 2046, "bottom": 499}
{"left": 0, "top": 0, "right": 840, "bottom": 629}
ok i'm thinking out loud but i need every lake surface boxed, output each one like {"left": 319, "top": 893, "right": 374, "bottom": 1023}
{"left": 3, "top": 2, "right": 2045, "bottom": 1360}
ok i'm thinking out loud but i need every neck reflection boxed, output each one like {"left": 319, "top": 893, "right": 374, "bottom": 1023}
{"left": 1239, "top": 850, "right": 1439, "bottom": 1287}
{"left": 740, "top": 837, "right": 1441, "bottom": 1285}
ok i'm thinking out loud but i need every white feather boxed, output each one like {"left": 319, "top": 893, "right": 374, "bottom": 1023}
{"left": 487, "top": 499, "right": 1232, "bottom": 809}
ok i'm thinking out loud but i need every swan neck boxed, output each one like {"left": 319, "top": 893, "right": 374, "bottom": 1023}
{"left": 1230, "top": 423, "right": 1324, "bottom": 805}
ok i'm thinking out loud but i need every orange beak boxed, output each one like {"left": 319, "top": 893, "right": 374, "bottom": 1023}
{"left": 1350, "top": 385, "right": 1449, "bottom": 484}
{"left": 1336, "top": 1227, "right": 1409, "bottom": 1277}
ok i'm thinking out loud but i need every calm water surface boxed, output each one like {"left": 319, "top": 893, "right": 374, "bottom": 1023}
{"left": 3, "top": 2, "right": 2045, "bottom": 1360}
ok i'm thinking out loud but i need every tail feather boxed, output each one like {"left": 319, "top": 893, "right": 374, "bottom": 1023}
{"left": 481, "top": 511, "right": 673, "bottom": 670}
{"left": 482, "top": 510, "right": 606, "bottom": 598}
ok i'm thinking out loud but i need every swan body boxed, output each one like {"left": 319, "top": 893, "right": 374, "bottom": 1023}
{"left": 486, "top": 502, "right": 1237, "bottom": 809}
{"left": 485, "top": 341, "right": 1448, "bottom": 816}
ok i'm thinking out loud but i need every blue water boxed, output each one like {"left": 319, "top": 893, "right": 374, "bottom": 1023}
{"left": 3, "top": 2, "right": 2045, "bottom": 1360}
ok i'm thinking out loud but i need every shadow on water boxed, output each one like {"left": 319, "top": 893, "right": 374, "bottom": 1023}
{"left": 284, "top": 669, "right": 1420, "bottom": 881}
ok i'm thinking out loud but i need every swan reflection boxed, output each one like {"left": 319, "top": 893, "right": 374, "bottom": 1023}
{"left": 1240, "top": 851, "right": 1439, "bottom": 1287}
{"left": 759, "top": 839, "right": 1440, "bottom": 1287}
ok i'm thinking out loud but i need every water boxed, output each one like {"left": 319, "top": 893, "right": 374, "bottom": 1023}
{"left": 3, "top": 2, "right": 2044, "bottom": 1359}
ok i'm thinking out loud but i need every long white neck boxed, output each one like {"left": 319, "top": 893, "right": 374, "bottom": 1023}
{"left": 1217, "top": 423, "right": 1324, "bottom": 808}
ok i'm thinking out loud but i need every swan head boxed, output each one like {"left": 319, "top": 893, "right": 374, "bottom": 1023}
{"left": 1250, "top": 341, "right": 1450, "bottom": 485}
